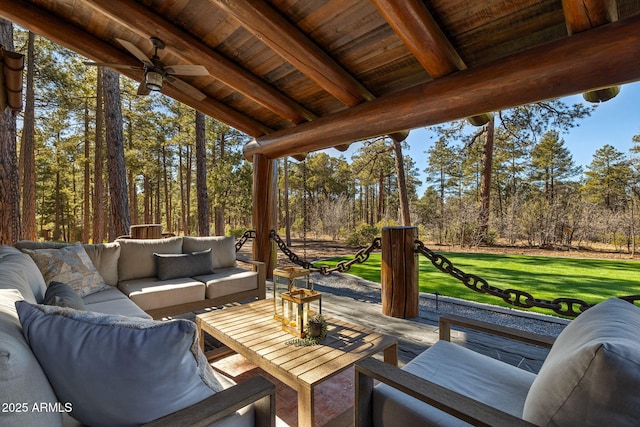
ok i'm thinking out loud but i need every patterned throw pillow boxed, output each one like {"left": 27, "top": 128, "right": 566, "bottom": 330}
{"left": 23, "top": 243, "right": 109, "bottom": 297}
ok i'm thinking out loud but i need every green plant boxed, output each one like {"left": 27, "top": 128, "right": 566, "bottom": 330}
{"left": 285, "top": 313, "right": 328, "bottom": 347}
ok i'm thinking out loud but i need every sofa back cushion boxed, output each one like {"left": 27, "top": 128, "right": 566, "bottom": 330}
{"left": 182, "top": 236, "right": 236, "bottom": 269}
{"left": 15, "top": 241, "right": 121, "bottom": 286}
{"left": 523, "top": 298, "right": 640, "bottom": 426}
{"left": 0, "top": 289, "right": 62, "bottom": 427}
{"left": 0, "top": 245, "right": 47, "bottom": 303}
{"left": 116, "top": 237, "right": 183, "bottom": 281}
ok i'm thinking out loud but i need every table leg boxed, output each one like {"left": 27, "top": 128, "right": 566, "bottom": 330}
{"left": 298, "top": 384, "right": 314, "bottom": 427}
{"left": 196, "top": 319, "right": 205, "bottom": 352}
{"left": 384, "top": 342, "right": 398, "bottom": 366}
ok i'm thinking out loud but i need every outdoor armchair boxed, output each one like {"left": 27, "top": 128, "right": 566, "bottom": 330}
{"left": 355, "top": 298, "right": 640, "bottom": 426}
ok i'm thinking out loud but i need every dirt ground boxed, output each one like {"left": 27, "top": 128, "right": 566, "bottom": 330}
{"left": 238, "top": 237, "right": 640, "bottom": 265}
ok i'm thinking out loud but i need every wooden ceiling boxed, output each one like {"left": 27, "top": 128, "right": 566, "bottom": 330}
{"left": 1, "top": 0, "right": 640, "bottom": 160}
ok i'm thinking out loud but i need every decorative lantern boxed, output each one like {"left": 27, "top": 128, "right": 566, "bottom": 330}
{"left": 281, "top": 288, "right": 322, "bottom": 338}
{"left": 272, "top": 267, "right": 311, "bottom": 321}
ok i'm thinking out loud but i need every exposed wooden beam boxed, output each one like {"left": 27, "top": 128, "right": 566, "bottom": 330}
{"left": 371, "top": 0, "right": 466, "bottom": 77}
{"left": 244, "top": 16, "right": 640, "bottom": 159}
{"left": 211, "top": 0, "right": 374, "bottom": 107}
{"left": 0, "top": 0, "right": 272, "bottom": 137}
{"left": 84, "top": 0, "right": 316, "bottom": 125}
{"left": 372, "top": 0, "right": 491, "bottom": 126}
{"left": 562, "top": 0, "right": 618, "bottom": 34}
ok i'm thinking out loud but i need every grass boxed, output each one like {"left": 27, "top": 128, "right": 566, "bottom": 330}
{"left": 316, "top": 252, "right": 640, "bottom": 316}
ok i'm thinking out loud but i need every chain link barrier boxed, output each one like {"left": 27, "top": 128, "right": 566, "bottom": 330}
{"left": 237, "top": 229, "right": 640, "bottom": 317}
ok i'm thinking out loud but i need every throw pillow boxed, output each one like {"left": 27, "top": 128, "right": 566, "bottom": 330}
{"left": 43, "top": 281, "right": 86, "bottom": 310}
{"left": 182, "top": 236, "right": 237, "bottom": 269}
{"left": 23, "top": 243, "right": 109, "bottom": 297}
{"left": 154, "top": 249, "right": 215, "bottom": 281}
{"left": 116, "top": 236, "right": 183, "bottom": 281}
{"left": 523, "top": 298, "right": 640, "bottom": 426}
{"left": 16, "top": 301, "right": 223, "bottom": 427}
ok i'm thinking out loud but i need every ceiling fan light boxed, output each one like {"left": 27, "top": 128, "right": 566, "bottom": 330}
{"left": 145, "top": 71, "right": 163, "bottom": 91}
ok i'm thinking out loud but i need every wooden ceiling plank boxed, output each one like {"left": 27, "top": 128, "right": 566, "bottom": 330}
{"left": 211, "top": 0, "right": 374, "bottom": 106}
{"left": 562, "top": 0, "right": 618, "bottom": 34}
{"left": 84, "top": 0, "right": 316, "bottom": 124}
{"left": 371, "top": 0, "right": 466, "bottom": 78}
{"left": 0, "top": 0, "right": 271, "bottom": 137}
{"left": 244, "top": 15, "right": 640, "bottom": 159}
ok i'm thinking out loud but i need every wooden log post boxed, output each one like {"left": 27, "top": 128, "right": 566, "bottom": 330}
{"left": 381, "top": 226, "right": 419, "bottom": 318}
{"left": 252, "top": 154, "right": 277, "bottom": 278}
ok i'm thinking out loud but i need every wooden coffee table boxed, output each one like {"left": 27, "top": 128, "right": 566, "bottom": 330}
{"left": 196, "top": 299, "right": 398, "bottom": 427}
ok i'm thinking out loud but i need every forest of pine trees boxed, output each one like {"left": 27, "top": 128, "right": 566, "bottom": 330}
{"left": 2, "top": 26, "right": 640, "bottom": 254}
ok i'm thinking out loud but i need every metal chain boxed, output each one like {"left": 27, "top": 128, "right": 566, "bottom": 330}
{"left": 414, "top": 239, "right": 640, "bottom": 317}
{"left": 270, "top": 230, "right": 381, "bottom": 275}
{"left": 235, "top": 229, "right": 256, "bottom": 252}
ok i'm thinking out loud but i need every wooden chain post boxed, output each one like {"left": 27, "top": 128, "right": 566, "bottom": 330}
{"left": 381, "top": 226, "right": 419, "bottom": 318}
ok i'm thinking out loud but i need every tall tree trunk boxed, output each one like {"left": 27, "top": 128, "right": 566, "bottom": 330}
{"left": 162, "top": 145, "right": 171, "bottom": 233}
{"left": 143, "top": 174, "right": 151, "bottom": 223}
{"left": 93, "top": 67, "right": 105, "bottom": 243}
{"left": 103, "top": 68, "right": 130, "bottom": 239}
{"left": 195, "top": 111, "right": 209, "bottom": 236}
{"left": 392, "top": 138, "right": 411, "bottom": 225}
{"left": 20, "top": 31, "right": 36, "bottom": 240}
{"left": 215, "top": 134, "right": 225, "bottom": 235}
{"left": 179, "top": 145, "right": 187, "bottom": 235}
{"left": 479, "top": 116, "right": 495, "bottom": 242}
{"left": 0, "top": 20, "right": 21, "bottom": 244}
{"left": 185, "top": 145, "right": 192, "bottom": 235}
{"left": 284, "top": 157, "right": 291, "bottom": 246}
{"left": 83, "top": 101, "right": 90, "bottom": 242}
{"left": 377, "top": 170, "right": 384, "bottom": 222}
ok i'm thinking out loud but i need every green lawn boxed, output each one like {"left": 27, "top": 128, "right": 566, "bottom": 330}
{"left": 317, "top": 252, "right": 640, "bottom": 316}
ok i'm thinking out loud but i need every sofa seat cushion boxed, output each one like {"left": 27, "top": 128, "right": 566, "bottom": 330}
{"left": 118, "top": 277, "right": 205, "bottom": 311}
{"left": 373, "top": 340, "right": 536, "bottom": 427}
{"left": 82, "top": 288, "right": 151, "bottom": 319}
{"left": 523, "top": 297, "right": 640, "bottom": 426}
{"left": 194, "top": 267, "right": 258, "bottom": 299}
{"left": 0, "top": 289, "right": 62, "bottom": 427}
{"left": 16, "top": 301, "right": 223, "bottom": 427}
{"left": 116, "top": 236, "right": 183, "bottom": 281}
{"left": 182, "top": 236, "right": 237, "bottom": 269}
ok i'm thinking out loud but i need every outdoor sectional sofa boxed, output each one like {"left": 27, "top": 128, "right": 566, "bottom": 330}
{"left": 0, "top": 238, "right": 273, "bottom": 427}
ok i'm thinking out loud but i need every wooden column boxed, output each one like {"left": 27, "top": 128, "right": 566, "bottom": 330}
{"left": 381, "top": 226, "right": 419, "bottom": 318}
{"left": 252, "top": 154, "right": 277, "bottom": 278}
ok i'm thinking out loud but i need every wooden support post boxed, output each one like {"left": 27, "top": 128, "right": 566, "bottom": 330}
{"left": 252, "top": 154, "right": 277, "bottom": 278}
{"left": 381, "top": 226, "right": 419, "bottom": 318}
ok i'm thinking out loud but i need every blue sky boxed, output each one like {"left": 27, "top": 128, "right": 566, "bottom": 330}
{"left": 326, "top": 81, "right": 640, "bottom": 194}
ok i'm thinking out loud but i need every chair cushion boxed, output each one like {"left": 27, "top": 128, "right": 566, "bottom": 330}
{"left": 154, "top": 249, "right": 215, "bottom": 281}
{"left": 16, "top": 301, "right": 223, "bottom": 427}
{"left": 373, "top": 340, "right": 536, "bottom": 427}
{"left": 82, "top": 287, "right": 151, "bottom": 319}
{"left": 182, "top": 236, "right": 236, "bottom": 269}
{"left": 23, "top": 243, "right": 109, "bottom": 297}
{"left": 43, "top": 281, "right": 86, "bottom": 310}
{"left": 116, "top": 237, "right": 183, "bottom": 281}
{"left": 523, "top": 297, "right": 640, "bottom": 426}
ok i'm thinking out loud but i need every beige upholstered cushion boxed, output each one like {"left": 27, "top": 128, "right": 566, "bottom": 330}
{"left": 117, "top": 277, "right": 205, "bottom": 311}
{"left": 523, "top": 298, "right": 640, "bottom": 426}
{"left": 373, "top": 340, "right": 536, "bottom": 426}
{"left": 0, "top": 245, "right": 46, "bottom": 303}
{"left": 116, "top": 237, "right": 182, "bottom": 281}
{"left": 82, "top": 287, "right": 151, "bottom": 319}
{"left": 194, "top": 267, "right": 258, "bottom": 299}
{"left": 23, "top": 243, "right": 109, "bottom": 297}
{"left": 182, "top": 236, "right": 236, "bottom": 269}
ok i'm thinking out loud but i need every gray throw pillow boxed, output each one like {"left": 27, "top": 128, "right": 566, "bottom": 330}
{"left": 154, "top": 249, "right": 215, "bottom": 281}
{"left": 23, "top": 243, "right": 109, "bottom": 297}
{"left": 16, "top": 301, "right": 223, "bottom": 427}
{"left": 43, "top": 281, "right": 86, "bottom": 311}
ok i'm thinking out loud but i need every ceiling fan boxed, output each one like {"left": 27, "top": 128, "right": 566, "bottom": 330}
{"left": 84, "top": 37, "right": 208, "bottom": 101}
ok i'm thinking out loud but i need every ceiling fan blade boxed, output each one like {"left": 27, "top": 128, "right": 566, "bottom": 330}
{"left": 165, "top": 76, "right": 206, "bottom": 101}
{"left": 116, "top": 38, "right": 153, "bottom": 67}
{"left": 83, "top": 61, "right": 142, "bottom": 71}
{"left": 164, "top": 64, "right": 208, "bottom": 76}
{"left": 137, "top": 81, "right": 151, "bottom": 96}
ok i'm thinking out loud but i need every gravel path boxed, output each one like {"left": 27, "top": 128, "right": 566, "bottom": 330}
{"left": 311, "top": 271, "right": 569, "bottom": 337}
